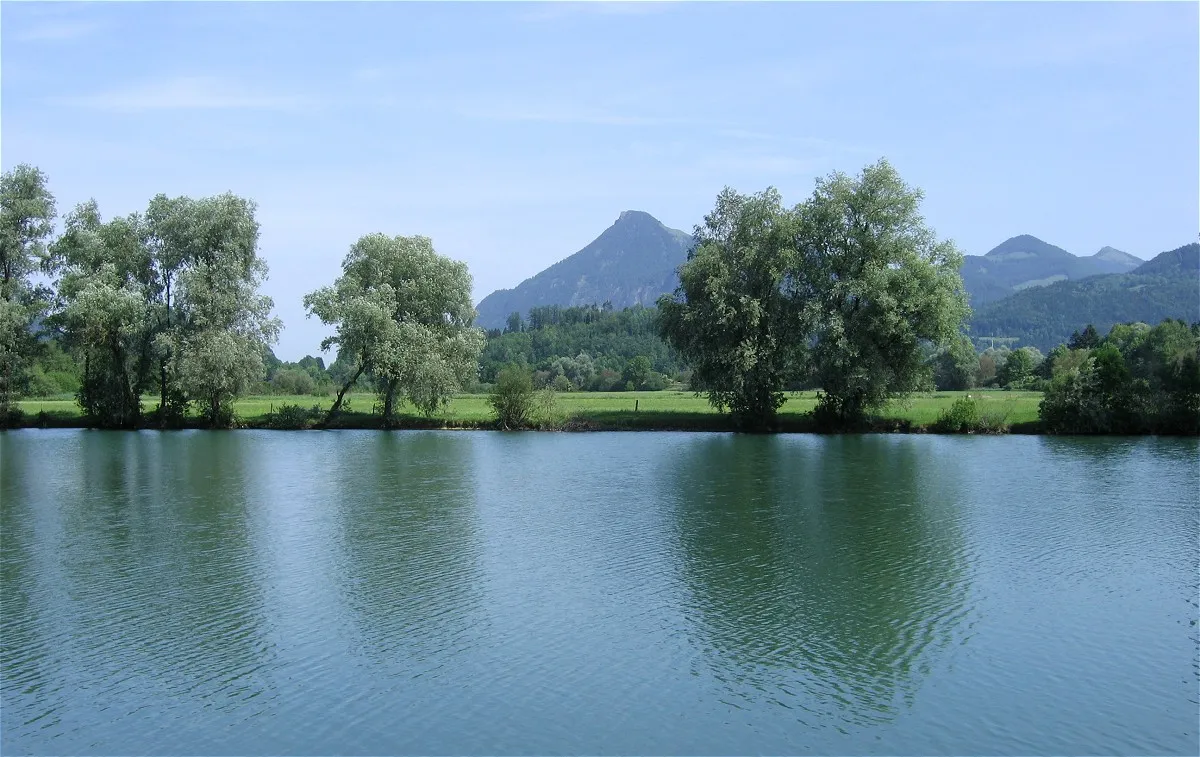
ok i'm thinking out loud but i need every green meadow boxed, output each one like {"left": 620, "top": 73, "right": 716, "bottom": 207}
{"left": 17, "top": 390, "right": 1043, "bottom": 431}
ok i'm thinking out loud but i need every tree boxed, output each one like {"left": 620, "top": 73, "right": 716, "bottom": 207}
{"left": 504, "top": 311, "right": 524, "bottom": 334}
{"left": 49, "top": 202, "right": 155, "bottom": 427}
{"left": 0, "top": 164, "right": 56, "bottom": 416}
{"left": 304, "top": 234, "right": 485, "bottom": 426}
{"left": 1068, "top": 324, "right": 1101, "bottom": 350}
{"left": 488, "top": 364, "right": 533, "bottom": 429}
{"left": 149, "top": 194, "right": 279, "bottom": 427}
{"left": 997, "top": 346, "right": 1041, "bottom": 388}
{"left": 623, "top": 355, "right": 653, "bottom": 389}
{"left": 658, "top": 187, "right": 802, "bottom": 430}
{"left": 977, "top": 353, "right": 997, "bottom": 385}
{"left": 1039, "top": 320, "right": 1199, "bottom": 434}
{"left": 795, "top": 159, "right": 969, "bottom": 426}
{"left": 931, "top": 332, "right": 978, "bottom": 390}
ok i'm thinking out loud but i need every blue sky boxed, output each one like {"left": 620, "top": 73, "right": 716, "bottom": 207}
{"left": 3, "top": 1, "right": 1197, "bottom": 360}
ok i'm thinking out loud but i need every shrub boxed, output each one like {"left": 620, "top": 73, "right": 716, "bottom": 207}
{"left": 264, "top": 403, "right": 323, "bottom": 430}
{"left": 531, "top": 388, "right": 569, "bottom": 430}
{"left": 0, "top": 405, "right": 26, "bottom": 429}
{"left": 271, "top": 367, "right": 317, "bottom": 396}
{"left": 933, "top": 396, "right": 1010, "bottom": 434}
{"left": 489, "top": 365, "right": 534, "bottom": 429}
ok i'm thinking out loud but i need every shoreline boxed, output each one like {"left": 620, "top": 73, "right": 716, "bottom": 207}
{"left": 0, "top": 411, "right": 1049, "bottom": 435}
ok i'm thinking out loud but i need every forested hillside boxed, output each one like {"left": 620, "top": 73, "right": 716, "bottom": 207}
{"left": 970, "top": 243, "right": 1199, "bottom": 351}
{"left": 479, "top": 304, "right": 684, "bottom": 390}
{"left": 959, "top": 234, "right": 1141, "bottom": 306}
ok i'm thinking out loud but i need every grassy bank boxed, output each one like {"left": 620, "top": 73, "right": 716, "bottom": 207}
{"left": 15, "top": 390, "right": 1042, "bottom": 432}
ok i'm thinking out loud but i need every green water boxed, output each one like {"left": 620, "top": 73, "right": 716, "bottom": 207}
{"left": 1, "top": 431, "right": 1197, "bottom": 755}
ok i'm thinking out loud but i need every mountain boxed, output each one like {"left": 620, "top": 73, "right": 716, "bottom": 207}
{"left": 960, "top": 235, "right": 1142, "bottom": 307}
{"left": 475, "top": 210, "right": 693, "bottom": 330}
{"left": 1091, "top": 246, "right": 1142, "bottom": 268}
{"left": 1130, "top": 241, "right": 1200, "bottom": 276}
{"left": 969, "top": 242, "right": 1199, "bottom": 352}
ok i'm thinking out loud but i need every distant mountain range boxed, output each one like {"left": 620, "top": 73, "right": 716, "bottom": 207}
{"left": 959, "top": 235, "right": 1143, "bottom": 306}
{"left": 473, "top": 211, "right": 1196, "bottom": 348}
{"left": 970, "top": 243, "right": 1199, "bottom": 351}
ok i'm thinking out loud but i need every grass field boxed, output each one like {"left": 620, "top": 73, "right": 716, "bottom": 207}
{"left": 16, "top": 390, "right": 1043, "bottom": 431}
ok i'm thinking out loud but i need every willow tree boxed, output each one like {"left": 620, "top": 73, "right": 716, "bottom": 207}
{"left": 164, "top": 195, "right": 280, "bottom": 427}
{"left": 304, "top": 234, "right": 485, "bottom": 426}
{"left": 50, "top": 192, "right": 278, "bottom": 428}
{"left": 794, "top": 159, "right": 969, "bottom": 426}
{"left": 50, "top": 202, "right": 155, "bottom": 427}
{"left": 0, "top": 164, "right": 56, "bottom": 417}
{"left": 660, "top": 160, "right": 969, "bottom": 431}
{"left": 658, "top": 188, "right": 805, "bottom": 430}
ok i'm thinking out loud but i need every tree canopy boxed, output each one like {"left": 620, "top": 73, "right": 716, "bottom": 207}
{"left": 304, "top": 233, "right": 485, "bottom": 424}
{"left": 0, "top": 164, "right": 57, "bottom": 417}
{"left": 659, "top": 160, "right": 969, "bottom": 429}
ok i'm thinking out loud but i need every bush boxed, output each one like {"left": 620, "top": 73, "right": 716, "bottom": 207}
{"left": 264, "top": 403, "right": 323, "bottom": 430}
{"left": 0, "top": 405, "right": 26, "bottom": 429}
{"left": 933, "top": 396, "right": 1010, "bottom": 434}
{"left": 641, "top": 372, "right": 669, "bottom": 391}
{"left": 489, "top": 365, "right": 534, "bottom": 429}
{"left": 531, "top": 388, "right": 569, "bottom": 430}
{"left": 271, "top": 367, "right": 317, "bottom": 396}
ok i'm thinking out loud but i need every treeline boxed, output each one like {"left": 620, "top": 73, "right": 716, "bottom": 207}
{"left": 969, "top": 258, "right": 1199, "bottom": 353}
{"left": 1, "top": 165, "right": 483, "bottom": 428}
{"left": 5, "top": 160, "right": 1196, "bottom": 434}
{"left": 1040, "top": 320, "right": 1199, "bottom": 434}
{"left": 480, "top": 304, "right": 686, "bottom": 391}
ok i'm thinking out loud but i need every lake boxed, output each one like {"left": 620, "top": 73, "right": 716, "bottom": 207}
{"left": 1, "top": 430, "right": 1197, "bottom": 755}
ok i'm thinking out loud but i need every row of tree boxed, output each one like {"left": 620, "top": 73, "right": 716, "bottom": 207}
{"left": 1, "top": 165, "right": 280, "bottom": 427}
{"left": 0, "top": 165, "right": 485, "bottom": 428}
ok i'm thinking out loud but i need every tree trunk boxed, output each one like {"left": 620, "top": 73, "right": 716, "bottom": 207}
{"left": 159, "top": 279, "right": 170, "bottom": 428}
{"left": 322, "top": 364, "right": 365, "bottom": 427}
{"left": 381, "top": 377, "right": 399, "bottom": 427}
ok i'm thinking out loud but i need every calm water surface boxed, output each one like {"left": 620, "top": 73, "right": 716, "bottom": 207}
{"left": 1, "top": 431, "right": 1197, "bottom": 755}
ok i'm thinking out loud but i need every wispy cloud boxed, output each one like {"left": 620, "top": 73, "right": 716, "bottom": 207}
{"left": 14, "top": 21, "right": 105, "bottom": 42}
{"left": 49, "top": 77, "right": 314, "bottom": 112}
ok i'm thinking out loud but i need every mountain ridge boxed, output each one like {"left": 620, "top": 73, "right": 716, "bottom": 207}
{"left": 474, "top": 213, "right": 1171, "bottom": 329}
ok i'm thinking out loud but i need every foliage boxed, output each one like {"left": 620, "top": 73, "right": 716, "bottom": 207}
{"left": 931, "top": 332, "right": 978, "bottom": 390}
{"left": 932, "top": 395, "right": 1010, "bottom": 434}
{"left": 661, "top": 161, "right": 969, "bottom": 430}
{"left": 658, "top": 187, "right": 801, "bottom": 430}
{"left": 264, "top": 402, "right": 324, "bottom": 430}
{"left": 271, "top": 366, "right": 318, "bottom": 395}
{"left": 997, "top": 346, "right": 1043, "bottom": 389}
{"left": 480, "top": 303, "right": 682, "bottom": 389}
{"left": 488, "top": 364, "right": 534, "bottom": 429}
{"left": 1068, "top": 324, "right": 1101, "bottom": 350}
{"left": 305, "top": 233, "right": 485, "bottom": 425}
{"left": 797, "top": 159, "right": 969, "bottom": 426}
{"left": 0, "top": 164, "right": 57, "bottom": 411}
{"left": 1039, "top": 319, "right": 1199, "bottom": 434}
